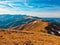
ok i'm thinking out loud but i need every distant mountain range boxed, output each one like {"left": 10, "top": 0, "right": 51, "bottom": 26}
{"left": 0, "top": 15, "right": 43, "bottom": 28}
{"left": 0, "top": 14, "right": 60, "bottom": 36}
{"left": 0, "top": 14, "right": 60, "bottom": 28}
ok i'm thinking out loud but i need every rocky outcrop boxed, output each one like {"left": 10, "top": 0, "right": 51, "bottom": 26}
{"left": 45, "top": 23, "right": 60, "bottom": 36}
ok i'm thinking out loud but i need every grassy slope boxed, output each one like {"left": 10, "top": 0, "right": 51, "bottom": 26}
{"left": 0, "top": 20, "right": 60, "bottom": 45}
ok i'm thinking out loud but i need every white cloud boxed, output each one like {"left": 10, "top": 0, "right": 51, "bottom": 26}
{"left": 0, "top": 0, "right": 26, "bottom": 2}
{"left": 0, "top": 7, "right": 60, "bottom": 17}
{"left": 8, "top": 3, "right": 14, "bottom": 8}
{"left": 20, "top": 11, "right": 60, "bottom": 18}
{"left": 0, "top": 8, "right": 13, "bottom": 14}
{"left": 0, "top": 0, "right": 60, "bottom": 17}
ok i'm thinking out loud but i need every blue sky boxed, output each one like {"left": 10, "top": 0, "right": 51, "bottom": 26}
{"left": 0, "top": 0, "right": 60, "bottom": 17}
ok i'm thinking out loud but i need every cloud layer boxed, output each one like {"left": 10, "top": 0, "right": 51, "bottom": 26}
{"left": 0, "top": 0, "right": 60, "bottom": 17}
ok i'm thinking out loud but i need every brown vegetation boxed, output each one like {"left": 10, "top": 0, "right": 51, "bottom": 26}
{"left": 0, "top": 20, "right": 60, "bottom": 45}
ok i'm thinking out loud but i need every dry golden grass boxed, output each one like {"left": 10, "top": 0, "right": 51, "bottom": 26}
{"left": 12, "top": 19, "right": 49, "bottom": 33}
{"left": 0, "top": 20, "right": 60, "bottom": 45}
{"left": 0, "top": 30, "right": 60, "bottom": 45}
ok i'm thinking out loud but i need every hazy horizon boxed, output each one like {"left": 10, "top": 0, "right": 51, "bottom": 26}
{"left": 0, "top": 0, "right": 60, "bottom": 17}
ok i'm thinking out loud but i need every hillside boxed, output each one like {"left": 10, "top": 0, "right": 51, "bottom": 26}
{"left": 13, "top": 19, "right": 49, "bottom": 32}
{"left": 0, "top": 19, "right": 60, "bottom": 45}
{"left": 0, "top": 29, "right": 60, "bottom": 45}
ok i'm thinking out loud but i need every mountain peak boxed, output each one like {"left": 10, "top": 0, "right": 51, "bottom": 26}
{"left": 12, "top": 19, "right": 49, "bottom": 33}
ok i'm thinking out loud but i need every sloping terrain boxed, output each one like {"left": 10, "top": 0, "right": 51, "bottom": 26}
{"left": 0, "top": 29, "right": 60, "bottom": 45}
{"left": 0, "top": 19, "right": 60, "bottom": 45}
{"left": 13, "top": 19, "right": 49, "bottom": 33}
